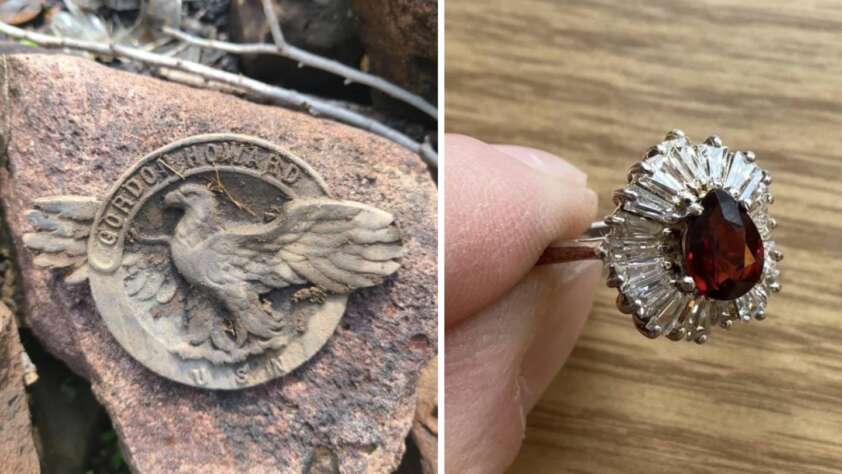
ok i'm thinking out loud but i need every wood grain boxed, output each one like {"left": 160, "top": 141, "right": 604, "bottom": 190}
{"left": 445, "top": 1, "right": 842, "bottom": 472}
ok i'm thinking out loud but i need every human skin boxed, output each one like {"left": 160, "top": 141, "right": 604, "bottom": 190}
{"left": 445, "top": 134, "right": 602, "bottom": 473}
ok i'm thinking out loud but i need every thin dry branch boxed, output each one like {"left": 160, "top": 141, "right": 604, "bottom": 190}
{"left": 260, "top": 0, "right": 286, "bottom": 48}
{"left": 157, "top": 157, "right": 185, "bottom": 179}
{"left": 160, "top": 27, "right": 436, "bottom": 119}
{"left": 0, "top": 21, "right": 438, "bottom": 167}
{"left": 262, "top": 0, "right": 434, "bottom": 118}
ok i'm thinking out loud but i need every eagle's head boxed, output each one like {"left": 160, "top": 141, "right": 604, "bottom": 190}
{"left": 163, "top": 183, "right": 215, "bottom": 213}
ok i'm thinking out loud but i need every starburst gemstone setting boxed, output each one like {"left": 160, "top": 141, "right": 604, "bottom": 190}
{"left": 682, "top": 189, "right": 764, "bottom": 300}
{"left": 603, "top": 131, "right": 781, "bottom": 343}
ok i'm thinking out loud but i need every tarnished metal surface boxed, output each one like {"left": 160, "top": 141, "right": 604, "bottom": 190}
{"left": 23, "top": 134, "right": 405, "bottom": 389}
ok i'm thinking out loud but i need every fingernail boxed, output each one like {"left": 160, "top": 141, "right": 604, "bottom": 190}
{"left": 493, "top": 144, "right": 588, "bottom": 185}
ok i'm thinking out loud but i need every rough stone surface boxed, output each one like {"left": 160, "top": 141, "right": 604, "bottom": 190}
{"left": 411, "top": 357, "right": 436, "bottom": 474}
{"left": 0, "top": 302, "right": 40, "bottom": 474}
{"left": 0, "top": 53, "right": 437, "bottom": 473}
{"left": 351, "top": 0, "right": 437, "bottom": 121}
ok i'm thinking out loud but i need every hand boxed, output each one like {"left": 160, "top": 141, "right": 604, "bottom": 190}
{"left": 445, "top": 134, "right": 602, "bottom": 473}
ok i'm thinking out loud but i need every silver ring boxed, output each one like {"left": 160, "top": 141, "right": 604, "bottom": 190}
{"left": 540, "top": 130, "right": 782, "bottom": 344}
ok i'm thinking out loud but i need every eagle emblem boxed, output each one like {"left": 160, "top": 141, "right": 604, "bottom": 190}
{"left": 20, "top": 134, "right": 404, "bottom": 389}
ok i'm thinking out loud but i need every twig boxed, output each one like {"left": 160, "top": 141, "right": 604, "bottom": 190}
{"left": 259, "top": 0, "right": 434, "bottom": 119}
{"left": 157, "top": 157, "right": 185, "bottom": 179}
{"left": 160, "top": 27, "right": 436, "bottom": 119}
{"left": 207, "top": 165, "right": 257, "bottom": 218}
{"left": 155, "top": 68, "right": 249, "bottom": 98}
{"left": 0, "top": 21, "right": 438, "bottom": 168}
{"left": 260, "top": 0, "right": 285, "bottom": 48}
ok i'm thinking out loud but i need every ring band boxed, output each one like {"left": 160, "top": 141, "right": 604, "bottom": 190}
{"left": 537, "top": 222, "right": 607, "bottom": 265}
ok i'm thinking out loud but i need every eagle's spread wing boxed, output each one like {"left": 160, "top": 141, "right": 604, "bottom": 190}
{"left": 209, "top": 198, "right": 403, "bottom": 294}
{"left": 22, "top": 196, "right": 100, "bottom": 284}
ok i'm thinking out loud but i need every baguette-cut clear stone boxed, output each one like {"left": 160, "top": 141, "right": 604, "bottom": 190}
{"left": 696, "top": 144, "right": 727, "bottom": 185}
{"left": 622, "top": 184, "right": 675, "bottom": 222}
{"left": 647, "top": 293, "right": 688, "bottom": 333}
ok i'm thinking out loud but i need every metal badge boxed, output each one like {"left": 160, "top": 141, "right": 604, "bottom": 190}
{"left": 22, "top": 134, "right": 403, "bottom": 389}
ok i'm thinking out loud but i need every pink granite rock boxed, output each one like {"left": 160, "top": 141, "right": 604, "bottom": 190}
{"left": 0, "top": 302, "right": 39, "bottom": 474}
{"left": 0, "top": 53, "right": 436, "bottom": 473}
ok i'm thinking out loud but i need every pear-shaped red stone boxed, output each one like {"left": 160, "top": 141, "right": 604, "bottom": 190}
{"left": 682, "top": 189, "right": 764, "bottom": 300}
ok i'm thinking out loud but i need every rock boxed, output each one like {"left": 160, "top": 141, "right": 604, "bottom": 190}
{"left": 412, "top": 357, "right": 437, "bottom": 474}
{"left": 229, "top": 0, "right": 368, "bottom": 100}
{"left": 0, "top": 53, "right": 437, "bottom": 473}
{"left": 351, "top": 0, "right": 437, "bottom": 122}
{"left": 0, "top": 302, "right": 40, "bottom": 474}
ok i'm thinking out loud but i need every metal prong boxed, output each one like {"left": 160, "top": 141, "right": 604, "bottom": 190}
{"left": 762, "top": 173, "right": 772, "bottom": 185}
{"left": 605, "top": 214, "right": 625, "bottom": 225}
{"left": 627, "top": 162, "right": 653, "bottom": 182}
{"left": 612, "top": 189, "right": 638, "bottom": 206}
{"left": 755, "top": 310, "right": 766, "bottom": 321}
{"left": 635, "top": 305, "right": 646, "bottom": 318}
{"left": 616, "top": 293, "right": 636, "bottom": 314}
{"left": 769, "top": 282, "right": 781, "bottom": 293}
{"left": 645, "top": 145, "right": 662, "bottom": 159}
{"left": 720, "top": 319, "right": 733, "bottom": 329}
{"left": 607, "top": 273, "right": 625, "bottom": 288}
{"left": 665, "top": 129, "right": 686, "bottom": 140}
{"left": 687, "top": 203, "right": 704, "bottom": 216}
{"left": 745, "top": 151, "right": 756, "bottom": 162}
{"left": 770, "top": 249, "right": 784, "bottom": 262}
{"left": 677, "top": 191, "right": 696, "bottom": 207}
{"left": 676, "top": 276, "right": 696, "bottom": 293}
{"left": 704, "top": 135, "right": 723, "bottom": 147}
{"left": 596, "top": 246, "right": 608, "bottom": 260}
{"left": 769, "top": 218, "right": 777, "bottom": 229}
{"left": 695, "top": 333, "right": 708, "bottom": 345}
{"left": 661, "top": 260, "right": 673, "bottom": 270}
{"left": 633, "top": 313, "right": 659, "bottom": 339}
{"left": 666, "top": 327, "right": 686, "bottom": 341}
{"left": 766, "top": 193, "right": 775, "bottom": 204}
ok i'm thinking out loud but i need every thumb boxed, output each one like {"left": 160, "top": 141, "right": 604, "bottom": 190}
{"left": 444, "top": 134, "right": 598, "bottom": 326}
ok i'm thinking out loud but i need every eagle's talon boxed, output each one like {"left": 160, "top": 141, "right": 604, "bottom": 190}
{"left": 291, "top": 287, "right": 327, "bottom": 305}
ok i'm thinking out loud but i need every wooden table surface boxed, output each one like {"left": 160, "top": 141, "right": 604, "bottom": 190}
{"left": 445, "top": 1, "right": 842, "bottom": 472}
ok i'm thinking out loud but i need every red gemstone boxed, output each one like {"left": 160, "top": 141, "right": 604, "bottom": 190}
{"left": 682, "top": 189, "right": 764, "bottom": 300}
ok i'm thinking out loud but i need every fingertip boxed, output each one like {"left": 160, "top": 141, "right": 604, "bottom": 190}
{"left": 492, "top": 144, "right": 588, "bottom": 185}
{"left": 537, "top": 182, "right": 599, "bottom": 253}
{"left": 445, "top": 136, "right": 600, "bottom": 324}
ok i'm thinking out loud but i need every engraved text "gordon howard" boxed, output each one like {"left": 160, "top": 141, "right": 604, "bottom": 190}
{"left": 95, "top": 142, "right": 301, "bottom": 247}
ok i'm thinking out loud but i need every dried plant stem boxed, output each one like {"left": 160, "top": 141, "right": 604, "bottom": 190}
{"left": 161, "top": 26, "right": 436, "bottom": 119}
{"left": 260, "top": 0, "right": 286, "bottom": 48}
{"left": 0, "top": 21, "right": 438, "bottom": 167}
{"left": 208, "top": 165, "right": 257, "bottom": 217}
{"left": 157, "top": 157, "right": 186, "bottom": 179}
